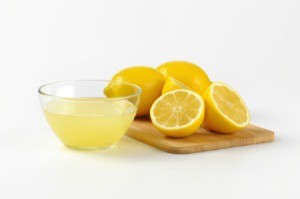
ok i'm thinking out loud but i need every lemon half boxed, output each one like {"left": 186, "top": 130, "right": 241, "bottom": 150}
{"left": 150, "top": 89, "right": 205, "bottom": 137}
{"left": 203, "top": 82, "right": 250, "bottom": 133}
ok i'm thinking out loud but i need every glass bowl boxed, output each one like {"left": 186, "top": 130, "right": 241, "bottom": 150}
{"left": 38, "top": 80, "right": 141, "bottom": 150}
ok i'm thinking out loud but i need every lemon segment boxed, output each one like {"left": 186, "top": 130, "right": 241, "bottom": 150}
{"left": 157, "top": 61, "right": 211, "bottom": 95}
{"left": 161, "top": 77, "right": 190, "bottom": 94}
{"left": 202, "top": 82, "right": 250, "bottom": 133}
{"left": 150, "top": 89, "right": 205, "bottom": 137}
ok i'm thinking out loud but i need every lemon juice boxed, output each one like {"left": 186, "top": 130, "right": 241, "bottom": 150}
{"left": 44, "top": 98, "right": 136, "bottom": 148}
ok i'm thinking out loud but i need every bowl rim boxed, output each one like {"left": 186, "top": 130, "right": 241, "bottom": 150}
{"left": 38, "top": 79, "right": 142, "bottom": 101}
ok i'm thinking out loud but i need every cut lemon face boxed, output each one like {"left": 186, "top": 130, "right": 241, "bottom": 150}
{"left": 202, "top": 82, "right": 250, "bottom": 133}
{"left": 161, "top": 77, "right": 190, "bottom": 94}
{"left": 150, "top": 89, "right": 205, "bottom": 137}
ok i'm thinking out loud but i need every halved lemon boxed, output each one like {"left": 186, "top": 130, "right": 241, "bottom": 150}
{"left": 202, "top": 82, "right": 250, "bottom": 133}
{"left": 150, "top": 89, "right": 205, "bottom": 137}
{"left": 161, "top": 77, "right": 190, "bottom": 94}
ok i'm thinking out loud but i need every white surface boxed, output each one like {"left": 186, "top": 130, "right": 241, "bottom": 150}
{"left": 1, "top": 0, "right": 300, "bottom": 199}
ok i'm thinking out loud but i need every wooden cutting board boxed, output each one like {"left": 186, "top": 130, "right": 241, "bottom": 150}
{"left": 126, "top": 118, "right": 275, "bottom": 154}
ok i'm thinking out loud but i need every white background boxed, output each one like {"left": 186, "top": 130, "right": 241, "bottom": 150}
{"left": 1, "top": 0, "right": 300, "bottom": 198}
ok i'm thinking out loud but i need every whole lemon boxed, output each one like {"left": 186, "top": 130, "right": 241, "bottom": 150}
{"left": 157, "top": 61, "right": 211, "bottom": 95}
{"left": 105, "top": 66, "right": 166, "bottom": 117}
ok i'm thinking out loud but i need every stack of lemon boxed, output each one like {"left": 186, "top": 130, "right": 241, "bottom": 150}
{"left": 105, "top": 61, "right": 250, "bottom": 137}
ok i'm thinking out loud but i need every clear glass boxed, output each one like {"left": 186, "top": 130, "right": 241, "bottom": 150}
{"left": 38, "top": 80, "right": 141, "bottom": 150}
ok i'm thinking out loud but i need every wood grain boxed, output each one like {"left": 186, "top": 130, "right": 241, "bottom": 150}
{"left": 126, "top": 118, "right": 275, "bottom": 154}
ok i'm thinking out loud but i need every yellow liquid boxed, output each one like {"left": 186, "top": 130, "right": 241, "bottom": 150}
{"left": 44, "top": 99, "right": 136, "bottom": 148}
